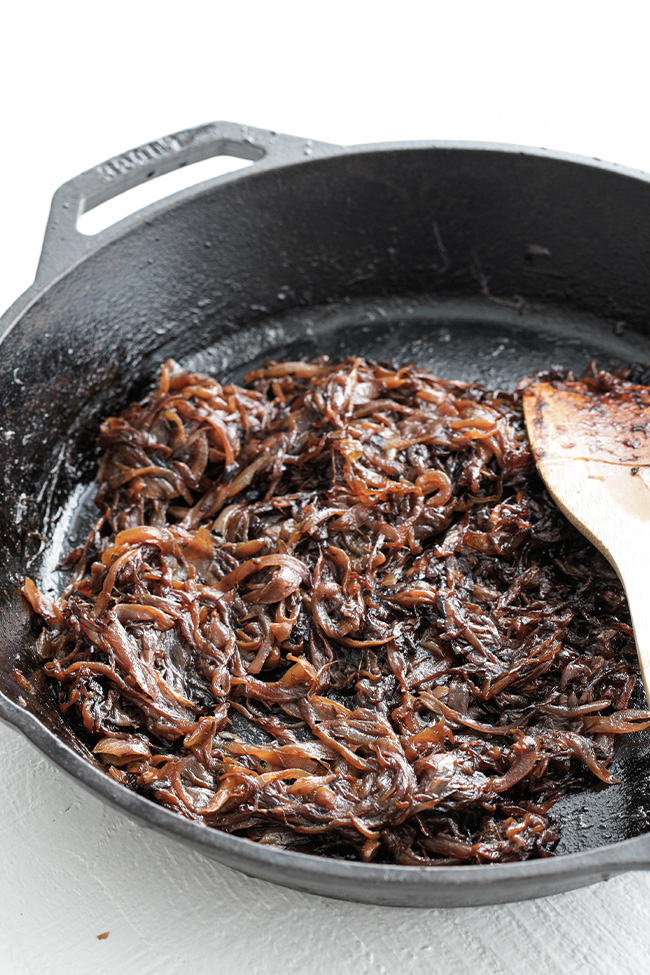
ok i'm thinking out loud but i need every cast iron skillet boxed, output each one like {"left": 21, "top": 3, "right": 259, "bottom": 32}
{"left": 3, "top": 122, "right": 650, "bottom": 908}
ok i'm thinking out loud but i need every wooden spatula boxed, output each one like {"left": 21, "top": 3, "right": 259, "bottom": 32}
{"left": 523, "top": 379, "right": 650, "bottom": 698}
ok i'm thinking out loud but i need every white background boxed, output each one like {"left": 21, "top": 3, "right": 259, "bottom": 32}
{"left": 2, "top": 2, "right": 650, "bottom": 972}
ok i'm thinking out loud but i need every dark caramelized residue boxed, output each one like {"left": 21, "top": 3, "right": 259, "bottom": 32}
{"left": 23, "top": 358, "right": 650, "bottom": 865}
{"left": 523, "top": 377, "right": 650, "bottom": 467}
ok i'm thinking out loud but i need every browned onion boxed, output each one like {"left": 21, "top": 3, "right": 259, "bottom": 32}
{"left": 22, "top": 356, "right": 650, "bottom": 865}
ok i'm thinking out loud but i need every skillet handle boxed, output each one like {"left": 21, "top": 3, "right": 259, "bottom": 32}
{"left": 35, "top": 121, "right": 338, "bottom": 284}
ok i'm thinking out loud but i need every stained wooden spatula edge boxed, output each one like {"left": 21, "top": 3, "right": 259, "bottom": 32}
{"left": 523, "top": 381, "right": 650, "bottom": 701}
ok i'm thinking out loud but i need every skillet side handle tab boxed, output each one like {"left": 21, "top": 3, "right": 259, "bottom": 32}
{"left": 35, "top": 121, "right": 339, "bottom": 286}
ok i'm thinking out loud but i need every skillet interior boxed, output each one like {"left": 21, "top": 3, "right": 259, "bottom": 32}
{"left": 3, "top": 140, "right": 650, "bottom": 898}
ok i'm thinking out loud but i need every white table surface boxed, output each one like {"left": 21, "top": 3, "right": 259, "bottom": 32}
{"left": 3, "top": 4, "right": 650, "bottom": 972}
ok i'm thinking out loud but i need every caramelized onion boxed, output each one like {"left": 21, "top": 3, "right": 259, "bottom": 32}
{"left": 22, "top": 357, "right": 650, "bottom": 865}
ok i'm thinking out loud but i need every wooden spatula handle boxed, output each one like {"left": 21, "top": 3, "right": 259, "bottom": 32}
{"left": 617, "top": 575, "right": 650, "bottom": 695}
{"left": 538, "top": 457, "right": 650, "bottom": 699}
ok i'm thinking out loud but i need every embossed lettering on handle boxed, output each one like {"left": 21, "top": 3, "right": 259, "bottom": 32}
{"left": 96, "top": 136, "right": 185, "bottom": 181}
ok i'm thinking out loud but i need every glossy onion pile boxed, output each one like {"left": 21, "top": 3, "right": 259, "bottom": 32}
{"left": 24, "top": 358, "right": 650, "bottom": 865}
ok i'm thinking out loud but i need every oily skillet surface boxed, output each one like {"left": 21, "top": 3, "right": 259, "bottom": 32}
{"left": 2, "top": 122, "right": 650, "bottom": 906}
